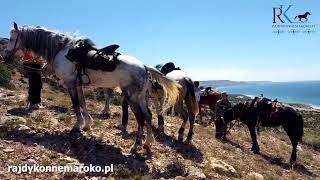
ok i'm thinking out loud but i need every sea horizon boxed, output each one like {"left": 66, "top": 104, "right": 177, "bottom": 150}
{"left": 216, "top": 81, "right": 320, "bottom": 109}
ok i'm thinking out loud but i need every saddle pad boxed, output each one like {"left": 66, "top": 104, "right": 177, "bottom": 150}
{"left": 85, "top": 50, "right": 119, "bottom": 72}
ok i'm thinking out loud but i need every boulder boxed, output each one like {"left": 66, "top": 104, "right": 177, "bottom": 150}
{"left": 209, "top": 157, "right": 237, "bottom": 177}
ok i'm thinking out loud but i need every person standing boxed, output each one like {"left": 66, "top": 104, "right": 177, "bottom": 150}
{"left": 214, "top": 92, "right": 232, "bottom": 121}
{"left": 22, "top": 50, "right": 44, "bottom": 109}
{"left": 194, "top": 81, "right": 202, "bottom": 103}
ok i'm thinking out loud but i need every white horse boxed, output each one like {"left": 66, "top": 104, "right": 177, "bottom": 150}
{"left": 103, "top": 68, "right": 199, "bottom": 144}
{"left": 3, "top": 22, "right": 179, "bottom": 151}
{"left": 159, "top": 70, "right": 199, "bottom": 143}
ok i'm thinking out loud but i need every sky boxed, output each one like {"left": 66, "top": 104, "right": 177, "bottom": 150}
{"left": 0, "top": 0, "right": 319, "bottom": 82}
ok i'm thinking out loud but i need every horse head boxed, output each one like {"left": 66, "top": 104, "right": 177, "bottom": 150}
{"left": 214, "top": 102, "right": 243, "bottom": 139}
{"left": 305, "top": 12, "right": 311, "bottom": 16}
{"left": 3, "top": 22, "right": 22, "bottom": 63}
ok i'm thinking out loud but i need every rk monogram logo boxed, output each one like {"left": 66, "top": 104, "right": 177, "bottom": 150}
{"left": 273, "top": 5, "right": 293, "bottom": 23}
{"left": 273, "top": 5, "right": 311, "bottom": 23}
{"left": 272, "top": 5, "right": 316, "bottom": 35}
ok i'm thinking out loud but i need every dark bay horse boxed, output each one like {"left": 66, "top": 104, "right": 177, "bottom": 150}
{"left": 215, "top": 97, "right": 304, "bottom": 164}
{"left": 198, "top": 90, "right": 221, "bottom": 122}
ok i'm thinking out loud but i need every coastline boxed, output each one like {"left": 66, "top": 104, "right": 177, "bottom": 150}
{"left": 230, "top": 94, "right": 320, "bottom": 112}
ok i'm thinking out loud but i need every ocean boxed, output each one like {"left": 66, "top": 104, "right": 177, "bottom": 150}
{"left": 217, "top": 81, "right": 320, "bottom": 108}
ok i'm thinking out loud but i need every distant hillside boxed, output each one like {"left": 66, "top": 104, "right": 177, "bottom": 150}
{"left": 199, "top": 80, "right": 248, "bottom": 88}
{"left": 0, "top": 37, "right": 8, "bottom": 55}
{"left": 200, "top": 80, "right": 272, "bottom": 88}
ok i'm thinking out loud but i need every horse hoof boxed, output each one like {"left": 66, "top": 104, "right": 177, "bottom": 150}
{"left": 70, "top": 128, "right": 82, "bottom": 137}
{"left": 158, "top": 126, "right": 164, "bottom": 132}
{"left": 101, "top": 112, "right": 111, "bottom": 118}
{"left": 70, "top": 128, "right": 81, "bottom": 134}
{"left": 184, "top": 139, "right": 191, "bottom": 145}
{"left": 143, "top": 144, "right": 152, "bottom": 151}
{"left": 82, "top": 126, "right": 92, "bottom": 132}
{"left": 117, "top": 124, "right": 127, "bottom": 132}
{"left": 130, "top": 144, "right": 142, "bottom": 153}
{"left": 290, "top": 161, "right": 297, "bottom": 169}
{"left": 178, "top": 136, "right": 184, "bottom": 142}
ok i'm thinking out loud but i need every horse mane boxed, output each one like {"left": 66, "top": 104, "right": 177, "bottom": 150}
{"left": 18, "top": 25, "right": 91, "bottom": 62}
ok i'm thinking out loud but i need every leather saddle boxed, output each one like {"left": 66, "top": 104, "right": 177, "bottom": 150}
{"left": 65, "top": 39, "right": 120, "bottom": 72}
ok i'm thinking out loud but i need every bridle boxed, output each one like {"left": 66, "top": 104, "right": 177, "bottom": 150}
{"left": 6, "top": 31, "right": 21, "bottom": 61}
{"left": 216, "top": 103, "right": 245, "bottom": 136}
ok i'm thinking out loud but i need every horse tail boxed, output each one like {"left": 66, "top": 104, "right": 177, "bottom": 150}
{"left": 184, "top": 78, "right": 199, "bottom": 116}
{"left": 145, "top": 66, "right": 180, "bottom": 109}
{"left": 297, "top": 114, "right": 304, "bottom": 142}
{"left": 294, "top": 16, "right": 298, "bottom": 19}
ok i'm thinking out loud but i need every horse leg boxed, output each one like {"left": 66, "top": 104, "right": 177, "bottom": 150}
{"left": 175, "top": 102, "right": 189, "bottom": 142}
{"left": 67, "top": 85, "right": 85, "bottom": 133}
{"left": 128, "top": 100, "right": 144, "bottom": 152}
{"left": 185, "top": 112, "right": 195, "bottom": 144}
{"left": 119, "top": 98, "right": 129, "bottom": 131}
{"left": 283, "top": 126, "right": 298, "bottom": 164}
{"left": 248, "top": 126, "right": 260, "bottom": 153}
{"left": 154, "top": 97, "right": 165, "bottom": 132}
{"left": 199, "top": 104, "right": 202, "bottom": 123}
{"left": 128, "top": 94, "right": 153, "bottom": 151}
{"left": 102, "top": 88, "right": 113, "bottom": 116}
{"left": 77, "top": 86, "right": 93, "bottom": 131}
{"left": 140, "top": 96, "right": 154, "bottom": 149}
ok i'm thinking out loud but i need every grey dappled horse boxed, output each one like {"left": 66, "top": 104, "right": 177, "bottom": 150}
{"left": 4, "top": 22, "right": 179, "bottom": 151}
{"left": 104, "top": 69, "right": 199, "bottom": 144}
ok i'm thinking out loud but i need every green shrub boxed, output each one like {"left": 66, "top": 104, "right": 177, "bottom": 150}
{"left": 0, "top": 63, "right": 11, "bottom": 87}
{"left": 110, "top": 93, "right": 123, "bottom": 106}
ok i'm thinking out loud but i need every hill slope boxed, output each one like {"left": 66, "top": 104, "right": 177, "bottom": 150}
{"left": 0, "top": 70, "right": 319, "bottom": 179}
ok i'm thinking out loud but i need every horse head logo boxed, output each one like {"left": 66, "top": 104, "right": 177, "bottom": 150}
{"left": 295, "top": 11, "right": 311, "bottom": 22}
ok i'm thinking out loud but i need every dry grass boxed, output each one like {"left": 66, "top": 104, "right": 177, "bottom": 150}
{"left": 0, "top": 75, "right": 319, "bottom": 179}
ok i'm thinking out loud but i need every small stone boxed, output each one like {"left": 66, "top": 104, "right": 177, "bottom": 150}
{"left": 61, "top": 156, "right": 78, "bottom": 163}
{"left": 3, "top": 148, "right": 15, "bottom": 153}
{"left": 246, "top": 172, "right": 264, "bottom": 180}
{"left": 18, "top": 125, "right": 30, "bottom": 131}
{"left": 188, "top": 166, "right": 206, "bottom": 179}
{"left": 209, "top": 157, "right": 237, "bottom": 177}
{"left": 27, "top": 159, "right": 37, "bottom": 164}
{"left": 174, "top": 176, "right": 185, "bottom": 180}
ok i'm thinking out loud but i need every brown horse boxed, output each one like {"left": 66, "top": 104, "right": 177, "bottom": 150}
{"left": 198, "top": 90, "right": 221, "bottom": 122}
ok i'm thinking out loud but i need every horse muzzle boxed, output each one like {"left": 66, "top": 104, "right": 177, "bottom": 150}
{"left": 2, "top": 51, "right": 14, "bottom": 64}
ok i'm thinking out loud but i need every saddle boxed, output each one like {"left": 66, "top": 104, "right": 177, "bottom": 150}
{"left": 160, "top": 62, "right": 181, "bottom": 75}
{"left": 65, "top": 39, "right": 120, "bottom": 84}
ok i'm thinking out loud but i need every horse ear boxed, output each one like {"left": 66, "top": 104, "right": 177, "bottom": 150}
{"left": 13, "top": 22, "right": 18, "bottom": 30}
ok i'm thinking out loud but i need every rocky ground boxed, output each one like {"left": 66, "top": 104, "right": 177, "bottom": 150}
{"left": 0, "top": 70, "right": 319, "bottom": 180}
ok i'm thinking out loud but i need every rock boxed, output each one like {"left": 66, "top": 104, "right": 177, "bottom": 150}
{"left": 209, "top": 157, "right": 237, "bottom": 177}
{"left": 61, "top": 156, "right": 78, "bottom": 163}
{"left": 174, "top": 176, "right": 185, "bottom": 180}
{"left": 89, "top": 177, "right": 99, "bottom": 180}
{"left": 246, "top": 172, "right": 264, "bottom": 180}
{"left": 188, "top": 166, "right": 206, "bottom": 179}
{"left": 0, "top": 116, "right": 26, "bottom": 125}
{"left": 3, "top": 148, "right": 15, "bottom": 153}
{"left": 297, "top": 145, "right": 303, "bottom": 151}
{"left": 18, "top": 125, "right": 30, "bottom": 131}
{"left": 27, "top": 159, "right": 37, "bottom": 164}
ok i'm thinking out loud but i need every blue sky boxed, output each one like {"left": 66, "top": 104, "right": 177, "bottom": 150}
{"left": 1, "top": 0, "right": 319, "bottom": 81}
